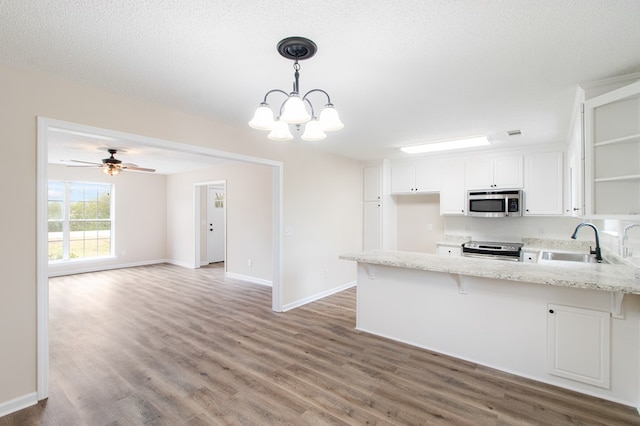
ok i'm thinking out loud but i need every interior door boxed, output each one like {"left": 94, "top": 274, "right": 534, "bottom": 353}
{"left": 207, "top": 186, "right": 225, "bottom": 263}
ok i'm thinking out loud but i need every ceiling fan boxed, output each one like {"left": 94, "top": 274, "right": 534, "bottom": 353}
{"left": 67, "top": 149, "right": 156, "bottom": 176}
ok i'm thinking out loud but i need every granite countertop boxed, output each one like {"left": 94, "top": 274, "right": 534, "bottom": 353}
{"left": 339, "top": 250, "right": 640, "bottom": 295}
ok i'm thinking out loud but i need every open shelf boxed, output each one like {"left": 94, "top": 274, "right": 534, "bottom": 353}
{"left": 594, "top": 133, "right": 640, "bottom": 147}
{"left": 594, "top": 174, "right": 640, "bottom": 183}
{"left": 584, "top": 80, "right": 640, "bottom": 216}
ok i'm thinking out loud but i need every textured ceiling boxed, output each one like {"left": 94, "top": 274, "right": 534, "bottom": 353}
{"left": 2, "top": 0, "right": 640, "bottom": 165}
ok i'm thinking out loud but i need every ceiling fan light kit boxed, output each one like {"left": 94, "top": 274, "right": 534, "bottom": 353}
{"left": 68, "top": 148, "right": 156, "bottom": 176}
{"left": 249, "top": 36, "right": 343, "bottom": 142}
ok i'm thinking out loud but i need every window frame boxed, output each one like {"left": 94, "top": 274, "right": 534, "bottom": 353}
{"left": 48, "top": 180, "right": 115, "bottom": 262}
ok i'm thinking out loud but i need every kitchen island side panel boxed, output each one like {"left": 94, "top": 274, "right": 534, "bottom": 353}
{"left": 355, "top": 262, "right": 640, "bottom": 406}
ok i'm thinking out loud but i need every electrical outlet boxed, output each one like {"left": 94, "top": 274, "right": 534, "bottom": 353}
{"left": 247, "top": 259, "right": 252, "bottom": 266}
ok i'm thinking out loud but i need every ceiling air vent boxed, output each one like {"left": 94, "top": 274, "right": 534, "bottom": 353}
{"left": 506, "top": 129, "right": 522, "bottom": 136}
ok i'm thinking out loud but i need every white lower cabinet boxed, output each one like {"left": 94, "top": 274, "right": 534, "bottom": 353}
{"left": 521, "top": 251, "right": 538, "bottom": 263}
{"left": 437, "top": 246, "right": 461, "bottom": 256}
{"left": 547, "top": 304, "right": 610, "bottom": 388}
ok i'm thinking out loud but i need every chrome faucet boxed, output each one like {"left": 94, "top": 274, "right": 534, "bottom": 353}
{"left": 571, "top": 223, "right": 602, "bottom": 262}
{"left": 622, "top": 223, "right": 640, "bottom": 257}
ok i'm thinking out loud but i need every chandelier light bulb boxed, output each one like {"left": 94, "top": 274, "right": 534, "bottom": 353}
{"left": 280, "top": 94, "right": 311, "bottom": 124}
{"left": 103, "top": 165, "right": 121, "bottom": 176}
{"left": 301, "top": 119, "right": 327, "bottom": 141}
{"left": 249, "top": 103, "right": 276, "bottom": 130}
{"left": 318, "top": 104, "right": 344, "bottom": 131}
{"left": 267, "top": 120, "right": 294, "bottom": 141}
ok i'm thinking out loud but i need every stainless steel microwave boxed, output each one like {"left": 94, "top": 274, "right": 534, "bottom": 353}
{"left": 467, "top": 190, "right": 523, "bottom": 217}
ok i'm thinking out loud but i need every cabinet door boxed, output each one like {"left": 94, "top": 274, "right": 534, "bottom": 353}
{"left": 441, "top": 160, "right": 466, "bottom": 215}
{"left": 465, "top": 158, "right": 493, "bottom": 190}
{"left": 493, "top": 156, "right": 523, "bottom": 189}
{"left": 466, "top": 156, "right": 523, "bottom": 189}
{"left": 437, "top": 246, "right": 461, "bottom": 256}
{"left": 414, "top": 159, "right": 442, "bottom": 193}
{"left": 363, "top": 202, "right": 381, "bottom": 250}
{"left": 363, "top": 166, "right": 381, "bottom": 202}
{"left": 547, "top": 304, "right": 610, "bottom": 389}
{"left": 524, "top": 152, "right": 563, "bottom": 215}
{"left": 584, "top": 80, "right": 640, "bottom": 217}
{"left": 391, "top": 164, "right": 415, "bottom": 194}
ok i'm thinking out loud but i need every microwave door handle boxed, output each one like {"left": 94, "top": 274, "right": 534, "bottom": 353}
{"left": 505, "top": 196, "right": 509, "bottom": 217}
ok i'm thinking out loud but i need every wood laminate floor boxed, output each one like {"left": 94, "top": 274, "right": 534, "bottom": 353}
{"left": 1, "top": 263, "right": 639, "bottom": 425}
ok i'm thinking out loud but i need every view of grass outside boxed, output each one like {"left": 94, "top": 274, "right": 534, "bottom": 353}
{"left": 48, "top": 180, "right": 113, "bottom": 261}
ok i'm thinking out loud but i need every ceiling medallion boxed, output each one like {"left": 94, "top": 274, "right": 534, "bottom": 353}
{"left": 249, "top": 37, "right": 343, "bottom": 141}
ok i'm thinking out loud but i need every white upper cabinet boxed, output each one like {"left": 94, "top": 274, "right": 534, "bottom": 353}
{"left": 524, "top": 152, "right": 563, "bottom": 215}
{"left": 440, "top": 159, "right": 466, "bottom": 215}
{"left": 363, "top": 165, "right": 382, "bottom": 202}
{"left": 584, "top": 80, "right": 640, "bottom": 217}
{"left": 391, "top": 164, "right": 415, "bottom": 194}
{"left": 465, "top": 155, "right": 523, "bottom": 190}
{"left": 391, "top": 159, "right": 442, "bottom": 194}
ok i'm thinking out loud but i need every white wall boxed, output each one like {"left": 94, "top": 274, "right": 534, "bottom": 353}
{"left": 0, "top": 63, "right": 362, "bottom": 411}
{"left": 166, "top": 162, "right": 273, "bottom": 282}
{"left": 47, "top": 164, "right": 167, "bottom": 276}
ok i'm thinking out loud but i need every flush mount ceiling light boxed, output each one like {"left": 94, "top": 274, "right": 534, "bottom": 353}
{"left": 400, "top": 136, "right": 490, "bottom": 154}
{"left": 249, "top": 37, "right": 343, "bottom": 142}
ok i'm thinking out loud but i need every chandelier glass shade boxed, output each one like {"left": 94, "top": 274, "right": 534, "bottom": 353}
{"left": 249, "top": 37, "right": 343, "bottom": 142}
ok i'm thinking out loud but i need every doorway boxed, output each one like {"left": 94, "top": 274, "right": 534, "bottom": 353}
{"left": 194, "top": 181, "right": 227, "bottom": 268}
{"left": 207, "top": 185, "right": 225, "bottom": 264}
{"left": 37, "top": 117, "right": 284, "bottom": 401}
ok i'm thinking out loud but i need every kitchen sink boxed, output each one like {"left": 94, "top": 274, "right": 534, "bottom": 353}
{"left": 540, "top": 251, "right": 605, "bottom": 264}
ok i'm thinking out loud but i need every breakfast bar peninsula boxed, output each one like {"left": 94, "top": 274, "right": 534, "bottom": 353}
{"left": 339, "top": 249, "right": 640, "bottom": 407}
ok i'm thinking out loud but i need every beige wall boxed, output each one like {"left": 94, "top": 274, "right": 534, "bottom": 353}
{"left": 0, "top": 64, "right": 362, "bottom": 408}
{"left": 166, "top": 162, "right": 273, "bottom": 281}
{"left": 47, "top": 164, "right": 167, "bottom": 275}
{"left": 395, "top": 194, "right": 445, "bottom": 253}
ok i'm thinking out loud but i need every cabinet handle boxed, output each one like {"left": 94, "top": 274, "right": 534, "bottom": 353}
{"left": 549, "top": 309, "right": 554, "bottom": 314}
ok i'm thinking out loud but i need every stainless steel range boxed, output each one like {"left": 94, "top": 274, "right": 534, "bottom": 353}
{"left": 461, "top": 241, "right": 524, "bottom": 262}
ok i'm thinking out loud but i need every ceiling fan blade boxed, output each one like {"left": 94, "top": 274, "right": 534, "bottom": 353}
{"left": 66, "top": 159, "right": 102, "bottom": 166}
{"left": 121, "top": 166, "right": 156, "bottom": 173}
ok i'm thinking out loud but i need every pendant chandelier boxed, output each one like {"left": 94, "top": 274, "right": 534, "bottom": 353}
{"left": 249, "top": 37, "right": 343, "bottom": 141}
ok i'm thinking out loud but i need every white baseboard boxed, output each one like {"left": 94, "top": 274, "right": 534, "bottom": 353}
{"left": 166, "top": 259, "right": 196, "bottom": 269}
{"left": 283, "top": 281, "right": 356, "bottom": 312}
{"left": 48, "top": 259, "right": 169, "bottom": 277}
{"left": 225, "top": 272, "right": 273, "bottom": 287}
{"left": 0, "top": 392, "right": 37, "bottom": 417}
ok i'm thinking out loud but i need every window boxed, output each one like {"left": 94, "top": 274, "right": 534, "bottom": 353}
{"left": 48, "top": 180, "right": 113, "bottom": 261}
